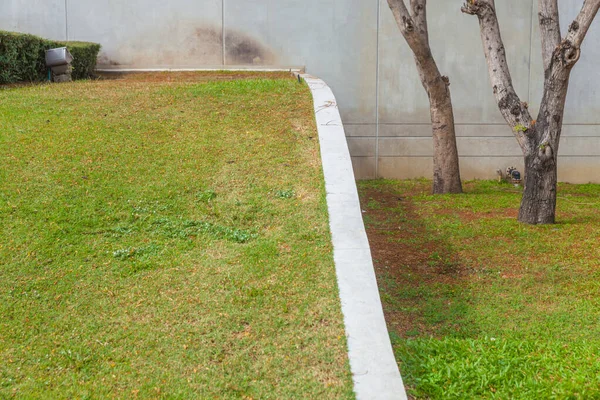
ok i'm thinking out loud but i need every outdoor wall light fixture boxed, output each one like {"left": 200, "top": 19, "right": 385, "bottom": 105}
{"left": 45, "top": 47, "right": 74, "bottom": 83}
{"left": 496, "top": 166, "right": 522, "bottom": 186}
{"left": 506, "top": 166, "right": 522, "bottom": 185}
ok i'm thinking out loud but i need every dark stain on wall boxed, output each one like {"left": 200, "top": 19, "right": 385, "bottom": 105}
{"left": 192, "top": 27, "right": 222, "bottom": 47}
{"left": 194, "top": 27, "right": 222, "bottom": 43}
{"left": 97, "top": 54, "right": 121, "bottom": 66}
{"left": 185, "top": 27, "right": 223, "bottom": 60}
{"left": 225, "top": 31, "right": 274, "bottom": 65}
{"left": 186, "top": 26, "right": 274, "bottom": 65}
{"left": 97, "top": 24, "right": 275, "bottom": 67}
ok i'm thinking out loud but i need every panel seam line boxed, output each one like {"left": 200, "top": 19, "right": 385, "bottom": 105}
{"left": 222, "top": 0, "right": 226, "bottom": 65}
{"left": 64, "top": 0, "right": 69, "bottom": 40}
{"left": 527, "top": 0, "right": 535, "bottom": 103}
{"left": 375, "top": 0, "right": 381, "bottom": 177}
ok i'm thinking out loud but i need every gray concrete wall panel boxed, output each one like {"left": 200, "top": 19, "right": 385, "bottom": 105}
{"left": 378, "top": 137, "right": 432, "bottom": 157}
{"left": 67, "top": 0, "right": 223, "bottom": 67}
{"left": 378, "top": 124, "right": 432, "bottom": 137}
{"left": 378, "top": 157, "right": 433, "bottom": 179}
{"left": 380, "top": 124, "right": 515, "bottom": 138}
{"left": 560, "top": 137, "right": 600, "bottom": 156}
{"left": 529, "top": 0, "right": 600, "bottom": 124}
{"left": 0, "top": 0, "right": 66, "bottom": 40}
{"left": 344, "top": 124, "right": 378, "bottom": 137}
{"left": 378, "top": 156, "right": 526, "bottom": 181}
{"left": 379, "top": 137, "right": 523, "bottom": 158}
{"left": 2, "top": 0, "right": 599, "bottom": 182}
{"left": 351, "top": 157, "right": 377, "bottom": 179}
{"left": 458, "top": 157, "right": 526, "bottom": 180}
{"left": 224, "top": 0, "right": 378, "bottom": 124}
{"left": 457, "top": 138, "right": 523, "bottom": 157}
{"left": 558, "top": 157, "right": 600, "bottom": 183}
{"left": 347, "top": 138, "right": 377, "bottom": 157}
{"left": 377, "top": 0, "right": 532, "bottom": 125}
{"left": 562, "top": 125, "right": 600, "bottom": 137}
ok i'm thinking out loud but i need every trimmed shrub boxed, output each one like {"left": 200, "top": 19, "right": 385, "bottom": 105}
{"left": 52, "top": 41, "right": 102, "bottom": 80}
{"left": 0, "top": 31, "right": 48, "bottom": 83}
{"left": 0, "top": 30, "right": 101, "bottom": 84}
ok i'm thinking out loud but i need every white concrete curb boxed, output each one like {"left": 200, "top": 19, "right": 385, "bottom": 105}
{"left": 301, "top": 74, "right": 408, "bottom": 400}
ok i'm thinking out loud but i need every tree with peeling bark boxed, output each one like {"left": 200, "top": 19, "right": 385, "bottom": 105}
{"left": 387, "top": 0, "right": 463, "bottom": 194}
{"left": 462, "top": 0, "right": 600, "bottom": 224}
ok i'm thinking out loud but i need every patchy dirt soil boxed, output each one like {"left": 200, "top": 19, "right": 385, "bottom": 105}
{"left": 358, "top": 184, "right": 471, "bottom": 338}
{"left": 2, "top": 71, "right": 295, "bottom": 89}
{"left": 95, "top": 70, "right": 294, "bottom": 83}
{"left": 359, "top": 180, "right": 600, "bottom": 398}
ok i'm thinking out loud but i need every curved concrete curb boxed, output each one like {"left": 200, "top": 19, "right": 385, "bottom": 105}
{"left": 301, "top": 74, "right": 407, "bottom": 400}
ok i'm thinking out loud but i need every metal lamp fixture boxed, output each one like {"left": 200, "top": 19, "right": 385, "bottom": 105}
{"left": 45, "top": 47, "right": 74, "bottom": 82}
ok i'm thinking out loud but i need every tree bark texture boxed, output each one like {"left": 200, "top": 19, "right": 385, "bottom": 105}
{"left": 462, "top": 0, "right": 600, "bottom": 224}
{"left": 520, "top": 153, "right": 557, "bottom": 224}
{"left": 388, "top": 0, "right": 463, "bottom": 194}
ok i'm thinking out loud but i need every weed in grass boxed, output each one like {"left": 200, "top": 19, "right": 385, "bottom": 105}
{"left": 367, "top": 198, "right": 382, "bottom": 209}
{"left": 196, "top": 189, "right": 217, "bottom": 203}
{"left": 182, "top": 219, "right": 256, "bottom": 243}
{"left": 275, "top": 189, "right": 296, "bottom": 199}
{"left": 108, "top": 225, "right": 136, "bottom": 237}
{"left": 113, "top": 243, "right": 160, "bottom": 260}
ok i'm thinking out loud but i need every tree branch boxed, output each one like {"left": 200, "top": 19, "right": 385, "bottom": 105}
{"left": 538, "top": 0, "right": 561, "bottom": 73}
{"left": 534, "top": 0, "right": 600, "bottom": 151}
{"left": 565, "top": 0, "right": 600, "bottom": 50}
{"left": 410, "top": 0, "right": 429, "bottom": 43}
{"left": 387, "top": 0, "right": 432, "bottom": 61}
{"left": 387, "top": 0, "right": 426, "bottom": 56}
{"left": 388, "top": 0, "right": 449, "bottom": 104}
{"left": 387, "top": 0, "right": 413, "bottom": 32}
{"left": 461, "top": 0, "right": 533, "bottom": 153}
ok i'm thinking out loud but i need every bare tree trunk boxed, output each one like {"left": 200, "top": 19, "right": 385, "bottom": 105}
{"left": 388, "top": 0, "right": 463, "bottom": 194}
{"left": 518, "top": 54, "right": 570, "bottom": 223}
{"left": 462, "top": 0, "right": 600, "bottom": 224}
{"left": 428, "top": 76, "right": 462, "bottom": 194}
{"left": 519, "top": 153, "right": 557, "bottom": 224}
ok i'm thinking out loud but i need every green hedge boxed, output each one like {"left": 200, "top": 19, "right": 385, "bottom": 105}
{"left": 60, "top": 41, "right": 102, "bottom": 80}
{"left": 0, "top": 31, "right": 101, "bottom": 84}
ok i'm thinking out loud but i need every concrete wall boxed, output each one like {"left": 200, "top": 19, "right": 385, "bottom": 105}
{"left": 2, "top": 0, "right": 599, "bottom": 182}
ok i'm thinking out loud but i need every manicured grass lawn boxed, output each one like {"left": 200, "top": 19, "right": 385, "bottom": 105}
{"left": 0, "top": 72, "right": 354, "bottom": 398}
{"left": 358, "top": 179, "right": 600, "bottom": 399}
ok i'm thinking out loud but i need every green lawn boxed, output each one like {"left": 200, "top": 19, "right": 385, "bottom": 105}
{"left": 359, "top": 179, "right": 600, "bottom": 399}
{"left": 0, "top": 73, "right": 354, "bottom": 398}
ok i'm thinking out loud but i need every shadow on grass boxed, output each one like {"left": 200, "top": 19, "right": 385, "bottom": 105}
{"left": 359, "top": 183, "right": 477, "bottom": 340}
{"left": 358, "top": 179, "right": 600, "bottom": 399}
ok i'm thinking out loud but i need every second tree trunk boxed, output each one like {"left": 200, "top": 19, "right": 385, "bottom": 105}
{"left": 518, "top": 153, "right": 558, "bottom": 224}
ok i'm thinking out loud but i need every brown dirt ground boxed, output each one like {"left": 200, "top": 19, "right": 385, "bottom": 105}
{"left": 95, "top": 71, "right": 294, "bottom": 83}
{"left": 359, "top": 186, "right": 470, "bottom": 338}
{"left": 1, "top": 71, "right": 294, "bottom": 89}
